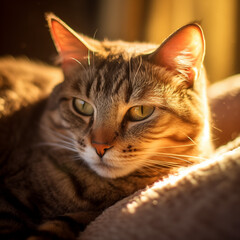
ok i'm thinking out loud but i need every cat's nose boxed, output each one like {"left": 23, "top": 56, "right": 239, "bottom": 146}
{"left": 91, "top": 141, "right": 112, "bottom": 158}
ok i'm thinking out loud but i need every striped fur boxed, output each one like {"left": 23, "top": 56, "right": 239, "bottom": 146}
{"left": 0, "top": 18, "right": 212, "bottom": 239}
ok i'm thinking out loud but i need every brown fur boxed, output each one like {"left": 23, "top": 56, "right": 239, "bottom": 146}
{"left": 0, "top": 16, "right": 212, "bottom": 240}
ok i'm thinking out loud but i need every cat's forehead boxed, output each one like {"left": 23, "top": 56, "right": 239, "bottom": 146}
{"left": 100, "top": 39, "right": 158, "bottom": 59}
{"left": 66, "top": 54, "right": 160, "bottom": 110}
{"left": 90, "top": 54, "right": 159, "bottom": 102}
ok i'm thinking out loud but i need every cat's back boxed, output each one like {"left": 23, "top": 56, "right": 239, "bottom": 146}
{"left": 0, "top": 57, "right": 63, "bottom": 166}
{"left": 0, "top": 56, "right": 63, "bottom": 118}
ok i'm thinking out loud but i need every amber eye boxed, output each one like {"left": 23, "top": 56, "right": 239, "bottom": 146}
{"left": 72, "top": 98, "right": 94, "bottom": 116}
{"left": 128, "top": 106, "right": 154, "bottom": 121}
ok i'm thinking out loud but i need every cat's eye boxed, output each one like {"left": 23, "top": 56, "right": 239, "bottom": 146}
{"left": 128, "top": 106, "right": 155, "bottom": 121}
{"left": 72, "top": 98, "right": 94, "bottom": 116}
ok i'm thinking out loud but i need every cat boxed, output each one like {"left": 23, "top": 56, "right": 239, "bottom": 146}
{"left": 0, "top": 13, "right": 212, "bottom": 240}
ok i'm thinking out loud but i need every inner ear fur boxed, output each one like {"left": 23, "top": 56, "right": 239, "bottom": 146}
{"left": 148, "top": 23, "right": 205, "bottom": 87}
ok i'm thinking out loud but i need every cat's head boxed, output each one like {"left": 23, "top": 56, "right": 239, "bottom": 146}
{"left": 43, "top": 13, "right": 210, "bottom": 178}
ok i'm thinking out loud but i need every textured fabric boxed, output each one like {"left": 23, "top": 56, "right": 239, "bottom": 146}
{"left": 79, "top": 137, "right": 240, "bottom": 240}
{"left": 208, "top": 74, "right": 240, "bottom": 147}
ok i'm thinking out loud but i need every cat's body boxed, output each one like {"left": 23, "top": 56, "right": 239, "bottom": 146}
{"left": 0, "top": 14, "right": 212, "bottom": 240}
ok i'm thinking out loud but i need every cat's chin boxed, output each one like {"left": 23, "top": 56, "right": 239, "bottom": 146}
{"left": 81, "top": 149, "right": 136, "bottom": 178}
{"left": 90, "top": 162, "right": 133, "bottom": 179}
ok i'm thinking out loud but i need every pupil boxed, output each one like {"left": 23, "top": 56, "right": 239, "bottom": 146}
{"left": 82, "top": 101, "right": 85, "bottom": 110}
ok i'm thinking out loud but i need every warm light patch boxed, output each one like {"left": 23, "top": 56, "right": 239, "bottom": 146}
{"left": 122, "top": 147, "right": 240, "bottom": 215}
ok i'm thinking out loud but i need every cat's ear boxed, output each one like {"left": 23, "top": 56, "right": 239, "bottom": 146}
{"left": 46, "top": 13, "right": 94, "bottom": 69}
{"left": 149, "top": 23, "right": 205, "bottom": 86}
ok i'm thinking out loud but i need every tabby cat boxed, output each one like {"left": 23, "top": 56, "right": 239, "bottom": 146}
{"left": 0, "top": 13, "right": 212, "bottom": 240}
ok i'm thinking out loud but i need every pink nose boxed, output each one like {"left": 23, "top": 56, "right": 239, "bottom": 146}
{"left": 91, "top": 142, "right": 112, "bottom": 157}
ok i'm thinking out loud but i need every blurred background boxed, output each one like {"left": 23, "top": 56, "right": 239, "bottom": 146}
{"left": 0, "top": 0, "right": 239, "bottom": 83}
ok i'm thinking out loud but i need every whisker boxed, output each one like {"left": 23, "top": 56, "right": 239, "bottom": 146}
{"left": 138, "top": 158, "right": 188, "bottom": 167}
{"left": 72, "top": 155, "right": 82, "bottom": 161}
{"left": 38, "top": 142, "right": 79, "bottom": 154}
{"left": 211, "top": 125, "right": 222, "bottom": 133}
{"left": 211, "top": 137, "right": 220, "bottom": 143}
{"left": 133, "top": 56, "right": 142, "bottom": 82}
{"left": 38, "top": 125, "right": 81, "bottom": 156}
{"left": 136, "top": 159, "right": 166, "bottom": 170}
{"left": 136, "top": 160, "right": 180, "bottom": 172}
{"left": 146, "top": 158, "right": 185, "bottom": 165}
{"left": 135, "top": 167, "right": 155, "bottom": 177}
{"left": 156, "top": 143, "right": 196, "bottom": 149}
{"left": 152, "top": 154, "right": 195, "bottom": 164}
{"left": 141, "top": 147, "right": 205, "bottom": 161}
{"left": 92, "top": 29, "right": 98, "bottom": 40}
{"left": 70, "top": 57, "right": 87, "bottom": 72}
{"left": 40, "top": 124, "right": 77, "bottom": 143}
{"left": 140, "top": 165, "right": 163, "bottom": 175}
{"left": 128, "top": 55, "right": 132, "bottom": 81}
{"left": 154, "top": 152, "right": 206, "bottom": 160}
{"left": 133, "top": 153, "right": 193, "bottom": 165}
{"left": 54, "top": 139, "right": 76, "bottom": 148}
{"left": 182, "top": 133, "right": 197, "bottom": 145}
{"left": 141, "top": 162, "right": 178, "bottom": 169}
